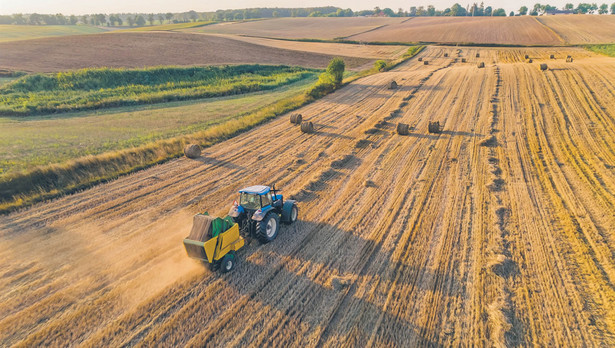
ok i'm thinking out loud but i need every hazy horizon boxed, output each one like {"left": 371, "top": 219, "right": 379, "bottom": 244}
{"left": 0, "top": 0, "right": 593, "bottom": 16}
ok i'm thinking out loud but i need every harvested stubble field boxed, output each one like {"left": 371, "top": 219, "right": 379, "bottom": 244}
{"left": 197, "top": 34, "right": 410, "bottom": 60}
{"left": 0, "top": 32, "right": 372, "bottom": 73}
{"left": 190, "top": 17, "right": 406, "bottom": 39}
{"left": 1, "top": 46, "right": 615, "bottom": 346}
{"left": 347, "top": 16, "right": 563, "bottom": 45}
{"left": 537, "top": 15, "right": 615, "bottom": 44}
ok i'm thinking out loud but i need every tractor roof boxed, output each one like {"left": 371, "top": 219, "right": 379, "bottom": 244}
{"left": 238, "top": 185, "right": 270, "bottom": 195}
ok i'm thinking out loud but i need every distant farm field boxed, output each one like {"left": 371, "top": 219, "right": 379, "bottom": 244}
{"left": 0, "top": 76, "right": 315, "bottom": 176}
{"left": 200, "top": 34, "right": 409, "bottom": 60}
{"left": 0, "top": 32, "right": 372, "bottom": 72}
{"left": 537, "top": 15, "right": 615, "bottom": 44}
{"left": 347, "top": 17, "right": 563, "bottom": 45}
{"left": 0, "top": 25, "right": 106, "bottom": 42}
{"left": 120, "top": 21, "right": 215, "bottom": 32}
{"left": 191, "top": 17, "right": 406, "bottom": 39}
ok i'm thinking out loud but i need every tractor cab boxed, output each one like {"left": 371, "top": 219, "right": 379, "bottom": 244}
{"left": 228, "top": 184, "right": 298, "bottom": 243}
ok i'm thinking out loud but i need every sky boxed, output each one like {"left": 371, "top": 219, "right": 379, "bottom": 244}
{"left": 0, "top": 0, "right": 592, "bottom": 16}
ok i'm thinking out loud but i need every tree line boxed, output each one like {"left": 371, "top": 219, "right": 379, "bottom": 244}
{"left": 1, "top": 3, "right": 614, "bottom": 26}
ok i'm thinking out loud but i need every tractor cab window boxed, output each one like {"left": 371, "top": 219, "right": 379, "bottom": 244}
{"left": 261, "top": 192, "right": 273, "bottom": 207}
{"left": 240, "top": 193, "right": 261, "bottom": 210}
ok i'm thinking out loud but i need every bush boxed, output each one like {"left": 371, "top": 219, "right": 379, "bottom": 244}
{"left": 307, "top": 72, "right": 336, "bottom": 99}
{"left": 326, "top": 58, "right": 345, "bottom": 86}
{"left": 374, "top": 60, "right": 387, "bottom": 72}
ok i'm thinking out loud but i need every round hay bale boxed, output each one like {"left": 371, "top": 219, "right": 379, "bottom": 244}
{"left": 418, "top": 57, "right": 423, "bottom": 61}
{"left": 550, "top": 54, "right": 555, "bottom": 59}
{"left": 477, "top": 62, "right": 485, "bottom": 68}
{"left": 527, "top": 59, "right": 533, "bottom": 63}
{"left": 461, "top": 58, "right": 467, "bottom": 63}
{"left": 396, "top": 123, "right": 409, "bottom": 135}
{"left": 184, "top": 144, "right": 201, "bottom": 159}
{"left": 444, "top": 53, "right": 449, "bottom": 57}
{"left": 524, "top": 54, "right": 529, "bottom": 59}
{"left": 476, "top": 53, "right": 480, "bottom": 58}
{"left": 540, "top": 63, "right": 548, "bottom": 71}
{"left": 290, "top": 113, "right": 303, "bottom": 124}
{"left": 428, "top": 121, "right": 441, "bottom": 134}
{"left": 423, "top": 61, "right": 429, "bottom": 65}
{"left": 567, "top": 57, "right": 574, "bottom": 63}
{"left": 388, "top": 80, "right": 398, "bottom": 89}
{"left": 300, "top": 121, "right": 314, "bottom": 134}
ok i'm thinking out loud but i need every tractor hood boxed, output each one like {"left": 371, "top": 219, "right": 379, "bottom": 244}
{"left": 238, "top": 185, "right": 270, "bottom": 195}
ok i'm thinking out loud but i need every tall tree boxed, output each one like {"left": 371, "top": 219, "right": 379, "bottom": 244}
{"left": 29, "top": 13, "right": 42, "bottom": 25}
{"left": 599, "top": 3, "right": 609, "bottom": 13}
{"left": 158, "top": 14, "right": 164, "bottom": 24}
{"left": 519, "top": 6, "right": 529, "bottom": 15}
{"left": 135, "top": 15, "right": 146, "bottom": 26}
{"left": 450, "top": 3, "right": 467, "bottom": 16}
{"left": 165, "top": 12, "right": 173, "bottom": 22}
{"left": 148, "top": 13, "right": 154, "bottom": 25}
{"left": 493, "top": 8, "right": 507, "bottom": 16}
{"left": 611, "top": 3, "right": 615, "bottom": 14}
{"left": 326, "top": 58, "right": 345, "bottom": 86}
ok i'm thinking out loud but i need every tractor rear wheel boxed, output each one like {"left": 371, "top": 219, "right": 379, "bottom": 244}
{"left": 220, "top": 253, "right": 236, "bottom": 273}
{"left": 288, "top": 204, "right": 298, "bottom": 224}
{"left": 256, "top": 213, "right": 280, "bottom": 243}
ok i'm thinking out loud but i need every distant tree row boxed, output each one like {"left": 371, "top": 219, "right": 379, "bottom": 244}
{"left": 1, "top": 3, "right": 614, "bottom": 26}
{"left": 0, "top": 12, "right": 177, "bottom": 26}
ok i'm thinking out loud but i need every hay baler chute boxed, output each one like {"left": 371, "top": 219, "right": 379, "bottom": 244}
{"left": 183, "top": 213, "right": 245, "bottom": 272}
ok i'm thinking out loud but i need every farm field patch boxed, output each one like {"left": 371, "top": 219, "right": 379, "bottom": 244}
{"left": 0, "top": 76, "right": 315, "bottom": 176}
{"left": 1, "top": 46, "right": 614, "bottom": 346}
{"left": 0, "top": 32, "right": 373, "bottom": 73}
{"left": 197, "top": 34, "right": 410, "bottom": 60}
{"left": 348, "top": 16, "right": 563, "bottom": 45}
{"left": 538, "top": 15, "right": 615, "bottom": 44}
{"left": 0, "top": 25, "right": 106, "bottom": 42}
{"left": 191, "top": 17, "right": 406, "bottom": 39}
{"left": 0, "top": 65, "right": 315, "bottom": 116}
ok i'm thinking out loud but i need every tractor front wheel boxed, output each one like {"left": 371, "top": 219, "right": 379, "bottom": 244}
{"left": 256, "top": 213, "right": 280, "bottom": 243}
{"left": 220, "top": 253, "right": 236, "bottom": 273}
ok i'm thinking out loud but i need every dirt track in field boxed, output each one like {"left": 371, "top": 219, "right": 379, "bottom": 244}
{"left": 0, "top": 32, "right": 372, "bottom": 73}
{"left": 1, "top": 46, "right": 615, "bottom": 346}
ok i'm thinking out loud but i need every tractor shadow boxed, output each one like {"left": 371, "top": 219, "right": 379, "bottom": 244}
{"left": 194, "top": 154, "right": 245, "bottom": 170}
{"left": 439, "top": 130, "right": 483, "bottom": 138}
{"left": 202, "top": 219, "right": 453, "bottom": 345}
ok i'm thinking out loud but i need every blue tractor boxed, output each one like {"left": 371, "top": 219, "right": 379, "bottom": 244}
{"left": 228, "top": 185, "right": 298, "bottom": 243}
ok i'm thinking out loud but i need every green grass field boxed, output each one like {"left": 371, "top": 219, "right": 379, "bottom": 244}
{"left": 585, "top": 44, "right": 615, "bottom": 57}
{"left": 0, "top": 65, "right": 316, "bottom": 116}
{"left": 0, "top": 25, "right": 106, "bottom": 42}
{"left": 0, "top": 76, "right": 316, "bottom": 176}
{"left": 120, "top": 21, "right": 215, "bottom": 31}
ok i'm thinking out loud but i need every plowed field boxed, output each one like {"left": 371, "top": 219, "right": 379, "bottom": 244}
{"left": 347, "top": 17, "right": 563, "bottom": 45}
{"left": 0, "top": 32, "right": 372, "bottom": 73}
{"left": 192, "top": 17, "right": 406, "bottom": 40}
{"left": 537, "top": 15, "right": 615, "bottom": 44}
{"left": 2, "top": 46, "right": 615, "bottom": 346}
